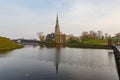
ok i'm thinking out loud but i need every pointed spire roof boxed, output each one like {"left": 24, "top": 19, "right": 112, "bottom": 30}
{"left": 55, "top": 14, "right": 60, "bottom": 33}
{"left": 56, "top": 14, "right": 59, "bottom": 27}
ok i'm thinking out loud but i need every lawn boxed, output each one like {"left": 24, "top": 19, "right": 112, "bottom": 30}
{"left": 0, "top": 37, "right": 23, "bottom": 51}
{"left": 66, "top": 39, "right": 109, "bottom": 49}
{"left": 81, "top": 39, "right": 108, "bottom": 45}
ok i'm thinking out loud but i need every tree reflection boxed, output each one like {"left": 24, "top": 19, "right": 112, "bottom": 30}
{"left": 40, "top": 45, "right": 44, "bottom": 49}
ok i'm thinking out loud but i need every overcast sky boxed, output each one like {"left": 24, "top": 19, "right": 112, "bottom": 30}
{"left": 0, "top": 0, "right": 120, "bottom": 39}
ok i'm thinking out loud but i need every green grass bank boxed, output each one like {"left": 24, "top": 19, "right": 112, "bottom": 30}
{"left": 66, "top": 39, "right": 109, "bottom": 49}
{"left": 0, "top": 37, "right": 23, "bottom": 51}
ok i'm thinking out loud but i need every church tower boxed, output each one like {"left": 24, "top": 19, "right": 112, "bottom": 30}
{"left": 55, "top": 14, "right": 62, "bottom": 44}
{"left": 55, "top": 14, "right": 60, "bottom": 34}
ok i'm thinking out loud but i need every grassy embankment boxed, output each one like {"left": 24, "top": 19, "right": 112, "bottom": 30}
{"left": 66, "top": 39, "right": 109, "bottom": 49}
{"left": 0, "top": 37, "right": 23, "bottom": 51}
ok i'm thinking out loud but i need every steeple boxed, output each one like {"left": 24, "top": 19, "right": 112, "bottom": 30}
{"left": 56, "top": 14, "right": 59, "bottom": 26}
{"left": 55, "top": 14, "right": 60, "bottom": 34}
{"left": 55, "top": 14, "right": 62, "bottom": 44}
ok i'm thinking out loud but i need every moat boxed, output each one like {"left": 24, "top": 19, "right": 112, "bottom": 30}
{"left": 0, "top": 46, "right": 119, "bottom": 80}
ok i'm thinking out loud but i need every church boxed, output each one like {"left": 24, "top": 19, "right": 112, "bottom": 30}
{"left": 46, "top": 15, "right": 66, "bottom": 45}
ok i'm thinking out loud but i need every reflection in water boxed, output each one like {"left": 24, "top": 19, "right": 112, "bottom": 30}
{"left": 33, "top": 45, "right": 38, "bottom": 48}
{"left": 54, "top": 48, "right": 61, "bottom": 74}
{"left": 40, "top": 45, "right": 44, "bottom": 49}
{"left": 114, "top": 53, "right": 120, "bottom": 79}
{"left": 108, "top": 51, "right": 115, "bottom": 70}
{"left": 0, "top": 46, "right": 119, "bottom": 80}
{"left": 0, "top": 50, "right": 13, "bottom": 58}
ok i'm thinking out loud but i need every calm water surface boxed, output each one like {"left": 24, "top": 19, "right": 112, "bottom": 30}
{"left": 0, "top": 46, "right": 119, "bottom": 80}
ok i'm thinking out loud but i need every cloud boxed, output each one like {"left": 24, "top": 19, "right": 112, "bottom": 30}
{"left": 0, "top": 0, "right": 120, "bottom": 38}
{"left": 60, "top": 0, "right": 120, "bottom": 36}
{"left": 0, "top": 3, "right": 55, "bottom": 39}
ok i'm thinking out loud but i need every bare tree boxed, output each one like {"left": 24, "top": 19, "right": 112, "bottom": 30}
{"left": 37, "top": 32, "right": 45, "bottom": 42}
{"left": 97, "top": 30, "right": 103, "bottom": 39}
{"left": 89, "top": 30, "right": 94, "bottom": 36}
{"left": 89, "top": 30, "right": 97, "bottom": 40}
{"left": 115, "top": 32, "right": 120, "bottom": 38}
{"left": 105, "top": 33, "right": 108, "bottom": 39}
{"left": 81, "top": 31, "right": 89, "bottom": 40}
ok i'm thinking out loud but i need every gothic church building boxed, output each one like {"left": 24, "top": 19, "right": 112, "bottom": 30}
{"left": 46, "top": 15, "right": 66, "bottom": 45}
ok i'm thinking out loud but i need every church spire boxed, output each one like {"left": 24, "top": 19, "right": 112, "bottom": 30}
{"left": 56, "top": 14, "right": 59, "bottom": 26}
{"left": 55, "top": 14, "right": 60, "bottom": 34}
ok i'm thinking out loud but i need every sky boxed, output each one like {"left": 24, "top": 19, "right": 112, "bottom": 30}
{"left": 0, "top": 0, "right": 120, "bottom": 39}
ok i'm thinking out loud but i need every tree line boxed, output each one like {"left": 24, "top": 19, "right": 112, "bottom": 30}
{"left": 81, "top": 30, "right": 120, "bottom": 40}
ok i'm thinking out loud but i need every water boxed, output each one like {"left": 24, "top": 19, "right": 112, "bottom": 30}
{"left": 0, "top": 46, "right": 119, "bottom": 80}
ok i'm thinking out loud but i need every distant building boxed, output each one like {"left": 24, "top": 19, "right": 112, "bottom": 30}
{"left": 46, "top": 14, "right": 66, "bottom": 44}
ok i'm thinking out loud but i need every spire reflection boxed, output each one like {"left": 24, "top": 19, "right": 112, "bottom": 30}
{"left": 54, "top": 47, "right": 61, "bottom": 74}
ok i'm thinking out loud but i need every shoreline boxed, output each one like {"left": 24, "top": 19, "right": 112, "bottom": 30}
{"left": 0, "top": 46, "right": 23, "bottom": 52}
{"left": 0, "top": 36, "right": 23, "bottom": 52}
{"left": 66, "top": 44, "right": 109, "bottom": 49}
{"left": 45, "top": 43, "right": 109, "bottom": 49}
